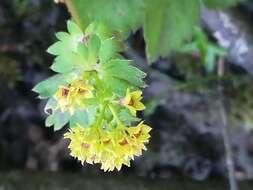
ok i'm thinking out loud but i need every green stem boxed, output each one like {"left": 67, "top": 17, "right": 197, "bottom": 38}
{"left": 93, "top": 72, "right": 103, "bottom": 91}
{"left": 65, "top": 0, "right": 85, "bottom": 30}
{"left": 96, "top": 104, "right": 106, "bottom": 127}
{"left": 108, "top": 105, "right": 122, "bottom": 126}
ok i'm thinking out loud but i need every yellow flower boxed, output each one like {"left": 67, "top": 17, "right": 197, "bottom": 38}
{"left": 64, "top": 122, "right": 151, "bottom": 172}
{"left": 54, "top": 80, "right": 93, "bottom": 114}
{"left": 69, "top": 80, "right": 94, "bottom": 99}
{"left": 121, "top": 89, "right": 146, "bottom": 116}
{"left": 127, "top": 121, "right": 151, "bottom": 143}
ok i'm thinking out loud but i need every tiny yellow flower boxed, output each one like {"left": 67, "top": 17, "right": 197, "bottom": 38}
{"left": 121, "top": 89, "right": 146, "bottom": 116}
{"left": 127, "top": 121, "right": 152, "bottom": 143}
{"left": 54, "top": 80, "right": 93, "bottom": 114}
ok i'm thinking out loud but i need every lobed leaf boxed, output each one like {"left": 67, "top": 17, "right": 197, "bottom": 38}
{"left": 101, "top": 59, "right": 146, "bottom": 95}
{"left": 144, "top": 0, "right": 200, "bottom": 63}
{"left": 33, "top": 74, "right": 67, "bottom": 99}
{"left": 69, "top": 107, "right": 97, "bottom": 128}
{"left": 68, "top": 0, "right": 145, "bottom": 38}
{"left": 45, "top": 111, "right": 71, "bottom": 131}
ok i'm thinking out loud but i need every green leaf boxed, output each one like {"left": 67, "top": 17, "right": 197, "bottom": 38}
{"left": 69, "top": 107, "right": 97, "bottom": 128}
{"left": 203, "top": 0, "right": 245, "bottom": 8}
{"left": 67, "top": 19, "right": 83, "bottom": 35}
{"left": 45, "top": 111, "right": 71, "bottom": 131}
{"left": 33, "top": 74, "right": 67, "bottom": 99}
{"left": 106, "top": 78, "right": 130, "bottom": 96}
{"left": 50, "top": 54, "right": 75, "bottom": 73}
{"left": 85, "top": 21, "right": 121, "bottom": 40}
{"left": 77, "top": 42, "right": 89, "bottom": 60}
{"left": 101, "top": 59, "right": 146, "bottom": 94}
{"left": 55, "top": 32, "right": 69, "bottom": 41}
{"left": 144, "top": 0, "right": 200, "bottom": 62}
{"left": 47, "top": 20, "right": 83, "bottom": 56}
{"left": 87, "top": 34, "right": 101, "bottom": 63}
{"left": 47, "top": 41, "right": 64, "bottom": 56}
{"left": 44, "top": 97, "right": 58, "bottom": 115}
{"left": 51, "top": 41, "right": 99, "bottom": 73}
{"left": 180, "top": 27, "right": 227, "bottom": 73}
{"left": 68, "top": 0, "right": 145, "bottom": 37}
{"left": 99, "top": 38, "right": 125, "bottom": 64}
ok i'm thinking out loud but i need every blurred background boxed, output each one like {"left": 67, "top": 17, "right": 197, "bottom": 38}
{"left": 1, "top": 0, "right": 253, "bottom": 189}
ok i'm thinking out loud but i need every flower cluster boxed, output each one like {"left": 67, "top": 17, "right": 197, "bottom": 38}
{"left": 34, "top": 20, "right": 151, "bottom": 171}
{"left": 64, "top": 122, "right": 151, "bottom": 171}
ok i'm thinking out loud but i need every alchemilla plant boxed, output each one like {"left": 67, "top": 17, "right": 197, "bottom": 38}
{"left": 34, "top": 0, "right": 245, "bottom": 172}
{"left": 33, "top": 20, "right": 151, "bottom": 171}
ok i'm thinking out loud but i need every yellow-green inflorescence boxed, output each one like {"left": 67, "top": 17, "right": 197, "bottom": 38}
{"left": 33, "top": 20, "right": 151, "bottom": 172}
{"left": 64, "top": 122, "right": 151, "bottom": 171}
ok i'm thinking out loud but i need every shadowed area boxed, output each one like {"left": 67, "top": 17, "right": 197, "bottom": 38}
{"left": 0, "top": 171, "right": 252, "bottom": 190}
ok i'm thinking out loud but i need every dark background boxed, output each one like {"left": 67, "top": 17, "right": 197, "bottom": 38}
{"left": 1, "top": 1, "right": 253, "bottom": 189}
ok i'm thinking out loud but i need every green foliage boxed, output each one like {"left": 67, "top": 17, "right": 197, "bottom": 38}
{"left": 65, "top": 0, "right": 243, "bottom": 63}
{"left": 36, "top": 0, "right": 245, "bottom": 130}
{"left": 203, "top": 0, "right": 246, "bottom": 8}
{"left": 69, "top": 107, "right": 97, "bottom": 128}
{"left": 33, "top": 74, "right": 67, "bottom": 99}
{"left": 144, "top": 0, "right": 200, "bottom": 62}
{"left": 45, "top": 111, "right": 71, "bottom": 130}
{"left": 101, "top": 59, "right": 146, "bottom": 95}
{"left": 68, "top": 0, "right": 145, "bottom": 37}
{"left": 34, "top": 20, "right": 147, "bottom": 131}
{"left": 180, "top": 27, "right": 227, "bottom": 73}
